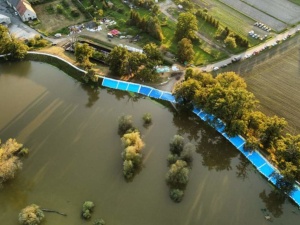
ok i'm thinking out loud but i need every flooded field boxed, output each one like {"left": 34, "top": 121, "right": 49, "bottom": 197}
{"left": 0, "top": 61, "right": 299, "bottom": 225}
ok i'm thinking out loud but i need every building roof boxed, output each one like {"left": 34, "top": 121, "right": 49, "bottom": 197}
{"left": 16, "top": 0, "right": 35, "bottom": 16}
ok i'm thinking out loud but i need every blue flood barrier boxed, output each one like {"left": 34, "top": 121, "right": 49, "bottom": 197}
{"left": 127, "top": 83, "right": 140, "bottom": 93}
{"left": 193, "top": 107, "right": 201, "bottom": 115}
{"left": 228, "top": 136, "right": 246, "bottom": 149}
{"left": 102, "top": 78, "right": 118, "bottom": 89}
{"left": 248, "top": 152, "right": 267, "bottom": 168}
{"left": 149, "top": 89, "right": 163, "bottom": 99}
{"left": 160, "top": 92, "right": 176, "bottom": 103}
{"left": 291, "top": 188, "right": 300, "bottom": 205}
{"left": 117, "top": 81, "right": 129, "bottom": 91}
{"left": 259, "top": 164, "right": 275, "bottom": 178}
{"left": 238, "top": 145, "right": 251, "bottom": 157}
{"left": 139, "top": 86, "right": 152, "bottom": 96}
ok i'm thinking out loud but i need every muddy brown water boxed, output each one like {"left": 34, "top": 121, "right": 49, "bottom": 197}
{"left": 0, "top": 61, "right": 299, "bottom": 225}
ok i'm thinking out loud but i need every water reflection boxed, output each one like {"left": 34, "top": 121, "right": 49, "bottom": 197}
{"left": 80, "top": 83, "right": 100, "bottom": 108}
{"left": 259, "top": 189, "right": 285, "bottom": 218}
{"left": 0, "top": 61, "right": 31, "bottom": 77}
{"left": 236, "top": 154, "right": 251, "bottom": 180}
{"left": 196, "top": 132, "right": 238, "bottom": 171}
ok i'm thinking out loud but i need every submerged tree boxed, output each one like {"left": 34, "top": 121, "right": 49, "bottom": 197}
{"left": 0, "top": 138, "right": 28, "bottom": 188}
{"left": 82, "top": 201, "right": 95, "bottom": 220}
{"left": 19, "top": 204, "right": 44, "bottom": 225}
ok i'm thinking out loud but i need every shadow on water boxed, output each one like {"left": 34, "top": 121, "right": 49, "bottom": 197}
{"left": 80, "top": 83, "right": 100, "bottom": 108}
{"left": 259, "top": 189, "right": 286, "bottom": 218}
{"left": 0, "top": 61, "right": 31, "bottom": 77}
{"left": 236, "top": 154, "right": 251, "bottom": 180}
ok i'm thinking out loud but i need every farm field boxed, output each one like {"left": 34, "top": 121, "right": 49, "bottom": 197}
{"left": 220, "top": 34, "right": 300, "bottom": 133}
{"left": 219, "top": 0, "right": 287, "bottom": 31}
{"left": 243, "top": 0, "right": 300, "bottom": 24}
{"left": 193, "top": 0, "right": 269, "bottom": 46}
{"left": 32, "top": 0, "right": 87, "bottom": 34}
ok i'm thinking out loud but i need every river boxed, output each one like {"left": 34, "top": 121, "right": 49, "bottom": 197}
{"left": 0, "top": 61, "right": 299, "bottom": 225}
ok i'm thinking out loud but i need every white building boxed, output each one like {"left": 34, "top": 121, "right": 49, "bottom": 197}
{"left": 6, "top": 0, "right": 37, "bottom": 22}
{"left": 0, "top": 14, "right": 11, "bottom": 25}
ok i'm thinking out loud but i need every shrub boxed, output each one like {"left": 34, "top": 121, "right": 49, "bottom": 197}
{"left": 170, "top": 189, "right": 184, "bottom": 202}
{"left": 93, "top": 218, "right": 106, "bottom": 225}
{"left": 166, "top": 160, "right": 189, "bottom": 187}
{"left": 71, "top": 9, "right": 80, "bottom": 18}
{"left": 169, "top": 135, "right": 185, "bottom": 155}
{"left": 56, "top": 4, "right": 64, "bottom": 14}
{"left": 180, "top": 143, "right": 195, "bottom": 165}
{"left": 19, "top": 204, "right": 44, "bottom": 225}
{"left": 167, "top": 153, "right": 179, "bottom": 166}
{"left": 61, "top": 0, "right": 69, "bottom": 8}
{"left": 142, "top": 113, "right": 152, "bottom": 125}
{"left": 118, "top": 115, "right": 134, "bottom": 135}
{"left": 82, "top": 201, "right": 94, "bottom": 219}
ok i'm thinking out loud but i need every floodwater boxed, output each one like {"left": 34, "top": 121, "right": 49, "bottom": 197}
{"left": 0, "top": 61, "right": 299, "bottom": 225}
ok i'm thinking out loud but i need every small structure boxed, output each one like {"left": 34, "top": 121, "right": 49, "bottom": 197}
{"left": 6, "top": 0, "right": 37, "bottom": 22}
{"left": 0, "top": 14, "right": 11, "bottom": 25}
{"left": 178, "top": 4, "right": 183, "bottom": 10}
{"left": 110, "top": 29, "right": 120, "bottom": 36}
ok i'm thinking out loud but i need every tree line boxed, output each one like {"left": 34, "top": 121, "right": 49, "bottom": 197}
{"left": 174, "top": 69, "right": 300, "bottom": 191}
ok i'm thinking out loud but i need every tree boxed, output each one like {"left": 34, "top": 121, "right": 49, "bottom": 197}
{"left": 151, "top": 4, "right": 160, "bottom": 16}
{"left": 107, "top": 46, "right": 129, "bottom": 77}
{"left": 174, "top": 78, "right": 201, "bottom": 104}
{"left": 170, "top": 188, "right": 184, "bottom": 203}
{"left": 143, "top": 43, "right": 163, "bottom": 66}
{"left": 175, "top": 12, "right": 198, "bottom": 41}
{"left": 0, "top": 139, "right": 27, "bottom": 188}
{"left": 142, "top": 113, "right": 152, "bottom": 125}
{"left": 74, "top": 43, "right": 95, "bottom": 68}
{"left": 177, "top": 38, "right": 194, "bottom": 63}
{"left": 0, "top": 25, "right": 28, "bottom": 60}
{"left": 19, "top": 204, "right": 44, "bottom": 225}
{"left": 166, "top": 160, "right": 189, "bottom": 187}
{"left": 260, "top": 116, "right": 287, "bottom": 149}
{"left": 82, "top": 201, "right": 95, "bottom": 220}
{"left": 128, "top": 51, "right": 147, "bottom": 74}
{"left": 118, "top": 115, "right": 134, "bottom": 135}
{"left": 224, "top": 35, "right": 237, "bottom": 48}
{"left": 169, "top": 135, "right": 185, "bottom": 155}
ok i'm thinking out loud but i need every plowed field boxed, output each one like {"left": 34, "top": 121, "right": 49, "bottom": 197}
{"left": 223, "top": 34, "right": 300, "bottom": 132}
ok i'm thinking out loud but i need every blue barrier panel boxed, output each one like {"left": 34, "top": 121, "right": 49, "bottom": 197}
{"left": 102, "top": 78, "right": 118, "bottom": 89}
{"left": 290, "top": 188, "right": 300, "bottom": 206}
{"left": 269, "top": 175, "right": 278, "bottom": 185}
{"left": 127, "top": 83, "right": 140, "bottom": 93}
{"left": 117, "top": 81, "right": 129, "bottom": 91}
{"left": 160, "top": 92, "right": 176, "bottom": 103}
{"left": 259, "top": 164, "right": 275, "bottom": 178}
{"left": 206, "top": 113, "right": 215, "bottom": 121}
{"left": 229, "top": 136, "right": 246, "bottom": 149}
{"left": 238, "top": 145, "right": 251, "bottom": 157}
{"left": 248, "top": 152, "right": 267, "bottom": 168}
{"left": 149, "top": 89, "right": 163, "bottom": 99}
{"left": 215, "top": 120, "right": 226, "bottom": 133}
{"left": 139, "top": 86, "right": 152, "bottom": 96}
{"left": 199, "top": 111, "right": 208, "bottom": 121}
{"left": 193, "top": 107, "right": 201, "bottom": 115}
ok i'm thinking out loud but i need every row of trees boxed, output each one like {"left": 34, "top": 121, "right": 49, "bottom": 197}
{"left": 0, "top": 138, "right": 28, "bottom": 188}
{"left": 215, "top": 26, "right": 249, "bottom": 48}
{"left": 166, "top": 135, "right": 195, "bottom": 202}
{"left": 0, "top": 25, "right": 28, "bottom": 61}
{"left": 128, "top": 10, "right": 163, "bottom": 41}
{"left": 174, "top": 69, "right": 300, "bottom": 191}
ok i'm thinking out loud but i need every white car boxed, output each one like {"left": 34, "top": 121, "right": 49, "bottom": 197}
{"left": 213, "top": 67, "right": 219, "bottom": 71}
{"left": 14, "top": 11, "right": 18, "bottom": 16}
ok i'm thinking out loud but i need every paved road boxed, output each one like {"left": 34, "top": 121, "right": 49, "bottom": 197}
{"left": 201, "top": 25, "right": 300, "bottom": 72}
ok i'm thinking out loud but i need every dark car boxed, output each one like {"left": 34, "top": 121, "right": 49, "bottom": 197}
{"left": 231, "top": 56, "right": 241, "bottom": 63}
